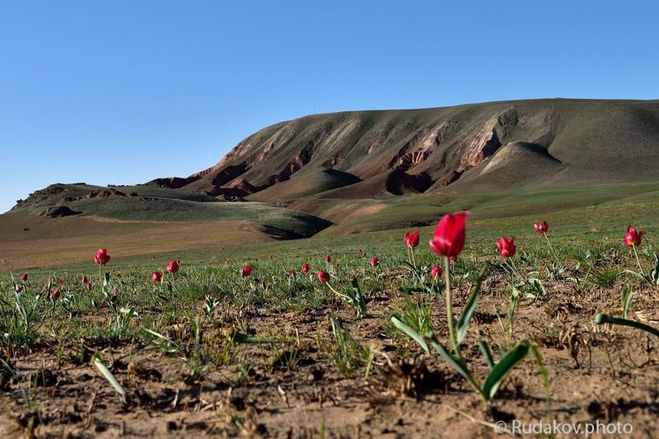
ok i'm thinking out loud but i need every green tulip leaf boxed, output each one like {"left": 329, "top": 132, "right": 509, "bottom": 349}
{"left": 428, "top": 334, "right": 472, "bottom": 381}
{"left": 93, "top": 353, "right": 127, "bottom": 402}
{"left": 595, "top": 313, "right": 659, "bottom": 338}
{"left": 391, "top": 316, "right": 429, "bottom": 353}
{"left": 456, "top": 266, "right": 486, "bottom": 344}
{"left": 350, "top": 278, "right": 368, "bottom": 318}
{"left": 478, "top": 337, "right": 496, "bottom": 370}
{"left": 482, "top": 341, "right": 530, "bottom": 401}
{"left": 232, "top": 333, "right": 276, "bottom": 344}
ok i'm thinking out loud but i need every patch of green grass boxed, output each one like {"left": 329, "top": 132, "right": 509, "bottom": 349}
{"left": 391, "top": 299, "right": 434, "bottom": 336}
{"left": 319, "top": 317, "right": 370, "bottom": 378}
{"left": 593, "top": 267, "right": 618, "bottom": 288}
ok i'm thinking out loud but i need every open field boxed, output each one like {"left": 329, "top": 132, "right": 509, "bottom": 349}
{"left": 1, "top": 183, "right": 658, "bottom": 437}
{"left": 3, "top": 180, "right": 658, "bottom": 271}
{"left": 0, "top": 212, "right": 272, "bottom": 272}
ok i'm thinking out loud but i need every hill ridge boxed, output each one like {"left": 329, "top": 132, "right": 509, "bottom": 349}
{"left": 147, "top": 98, "right": 659, "bottom": 201}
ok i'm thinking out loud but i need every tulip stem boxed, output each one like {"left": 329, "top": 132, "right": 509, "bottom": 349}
{"left": 444, "top": 257, "right": 459, "bottom": 355}
{"left": 409, "top": 248, "right": 417, "bottom": 269}
{"left": 632, "top": 245, "right": 643, "bottom": 274}
{"left": 326, "top": 282, "right": 350, "bottom": 301}
{"left": 543, "top": 232, "right": 561, "bottom": 268}
{"left": 507, "top": 271, "right": 518, "bottom": 344}
{"left": 508, "top": 257, "right": 523, "bottom": 281}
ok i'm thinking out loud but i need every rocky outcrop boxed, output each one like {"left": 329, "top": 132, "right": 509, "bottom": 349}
{"left": 434, "top": 107, "right": 517, "bottom": 185}
{"left": 389, "top": 121, "right": 459, "bottom": 171}
{"left": 16, "top": 184, "right": 134, "bottom": 211}
{"left": 40, "top": 206, "right": 82, "bottom": 218}
{"left": 87, "top": 188, "right": 127, "bottom": 199}
{"left": 147, "top": 176, "right": 200, "bottom": 189}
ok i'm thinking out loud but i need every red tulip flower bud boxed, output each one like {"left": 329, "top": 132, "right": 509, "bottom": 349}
{"left": 324, "top": 255, "right": 331, "bottom": 263}
{"left": 429, "top": 212, "right": 469, "bottom": 260}
{"left": 20, "top": 273, "right": 28, "bottom": 282}
{"left": 81, "top": 275, "right": 89, "bottom": 285}
{"left": 533, "top": 221, "right": 549, "bottom": 234}
{"left": 51, "top": 288, "right": 61, "bottom": 300}
{"left": 301, "top": 263, "right": 311, "bottom": 273}
{"left": 623, "top": 225, "right": 644, "bottom": 247}
{"left": 404, "top": 231, "right": 420, "bottom": 249}
{"left": 430, "top": 265, "right": 443, "bottom": 279}
{"left": 289, "top": 269, "right": 297, "bottom": 278}
{"left": 369, "top": 256, "right": 379, "bottom": 267}
{"left": 152, "top": 271, "right": 163, "bottom": 283}
{"left": 496, "top": 236, "right": 517, "bottom": 258}
{"left": 15, "top": 284, "right": 24, "bottom": 293}
{"left": 241, "top": 265, "right": 253, "bottom": 277}
{"left": 316, "top": 271, "right": 330, "bottom": 283}
{"left": 94, "top": 248, "right": 111, "bottom": 265}
{"left": 166, "top": 260, "right": 180, "bottom": 273}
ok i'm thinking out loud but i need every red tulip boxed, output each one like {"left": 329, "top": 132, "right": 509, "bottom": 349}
{"left": 51, "top": 288, "right": 61, "bottom": 300}
{"left": 496, "top": 236, "right": 517, "bottom": 258}
{"left": 87, "top": 282, "right": 93, "bottom": 291}
{"left": 316, "top": 271, "right": 330, "bottom": 283}
{"left": 430, "top": 265, "right": 442, "bottom": 279}
{"left": 324, "top": 255, "right": 331, "bottom": 263}
{"left": 623, "top": 225, "right": 644, "bottom": 247}
{"left": 58, "top": 279, "right": 65, "bottom": 286}
{"left": 94, "top": 248, "right": 111, "bottom": 265}
{"left": 369, "top": 256, "right": 379, "bottom": 267}
{"left": 241, "top": 265, "right": 253, "bottom": 277}
{"left": 166, "top": 260, "right": 180, "bottom": 273}
{"left": 15, "top": 284, "right": 24, "bottom": 293}
{"left": 534, "top": 221, "right": 549, "bottom": 234}
{"left": 404, "top": 231, "right": 420, "bottom": 249}
{"left": 301, "top": 263, "right": 310, "bottom": 273}
{"left": 289, "top": 269, "right": 297, "bottom": 278}
{"left": 81, "top": 275, "right": 89, "bottom": 285}
{"left": 20, "top": 273, "right": 28, "bottom": 282}
{"left": 152, "top": 271, "right": 163, "bottom": 283}
{"left": 429, "top": 212, "right": 469, "bottom": 260}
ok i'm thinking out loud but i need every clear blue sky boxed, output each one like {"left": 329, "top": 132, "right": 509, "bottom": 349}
{"left": 1, "top": 0, "right": 658, "bottom": 212}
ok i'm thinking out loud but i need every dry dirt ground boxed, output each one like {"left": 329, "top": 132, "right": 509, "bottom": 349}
{"left": 1, "top": 272, "right": 657, "bottom": 438}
